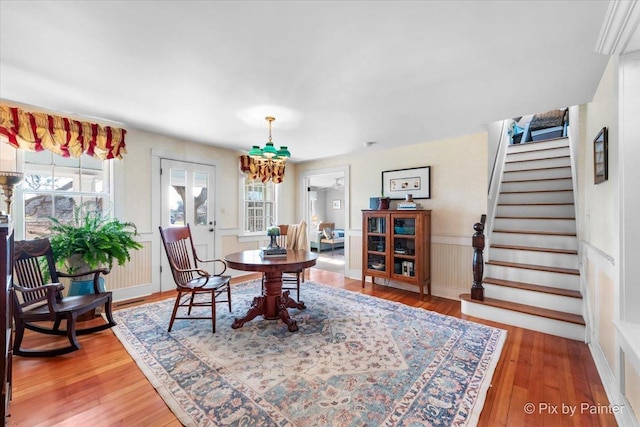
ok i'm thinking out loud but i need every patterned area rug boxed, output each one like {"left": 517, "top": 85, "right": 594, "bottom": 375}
{"left": 111, "top": 280, "right": 506, "bottom": 426}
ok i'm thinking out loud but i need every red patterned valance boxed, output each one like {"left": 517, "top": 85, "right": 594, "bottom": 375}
{"left": 239, "top": 155, "right": 285, "bottom": 184}
{"left": 0, "top": 104, "right": 127, "bottom": 160}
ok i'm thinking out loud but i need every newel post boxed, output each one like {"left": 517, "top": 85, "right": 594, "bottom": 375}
{"left": 471, "top": 214, "right": 486, "bottom": 301}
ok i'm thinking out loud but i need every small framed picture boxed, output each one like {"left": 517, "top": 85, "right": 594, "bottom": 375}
{"left": 332, "top": 199, "right": 341, "bottom": 210}
{"left": 382, "top": 166, "right": 431, "bottom": 200}
{"left": 593, "top": 127, "right": 608, "bottom": 184}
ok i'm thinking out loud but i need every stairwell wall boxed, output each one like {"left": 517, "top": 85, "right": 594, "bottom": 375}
{"left": 580, "top": 54, "right": 640, "bottom": 426}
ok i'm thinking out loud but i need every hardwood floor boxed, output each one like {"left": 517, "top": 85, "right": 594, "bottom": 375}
{"left": 8, "top": 269, "right": 617, "bottom": 426}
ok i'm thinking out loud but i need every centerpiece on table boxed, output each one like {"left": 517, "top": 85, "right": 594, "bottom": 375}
{"left": 261, "top": 226, "right": 287, "bottom": 257}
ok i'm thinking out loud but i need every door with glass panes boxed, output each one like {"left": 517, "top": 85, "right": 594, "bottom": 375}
{"left": 160, "top": 159, "right": 216, "bottom": 292}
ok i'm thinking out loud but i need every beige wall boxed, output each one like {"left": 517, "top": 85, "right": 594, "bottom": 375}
{"left": 296, "top": 132, "right": 487, "bottom": 299}
{"left": 297, "top": 132, "right": 488, "bottom": 237}
{"left": 579, "top": 56, "right": 619, "bottom": 257}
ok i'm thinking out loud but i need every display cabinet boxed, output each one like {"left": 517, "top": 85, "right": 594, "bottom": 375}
{"left": 362, "top": 210, "right": 431, "bottom": 299}
{"left": 1, "top": 222, "right": 13, "bottom": 424}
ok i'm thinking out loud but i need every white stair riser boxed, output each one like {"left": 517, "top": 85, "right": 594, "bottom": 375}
{"left": 496, "top": 204, "right": 575, "bottom": 218}
{"left": 504, "top": 156, "right": 571, "bottom": 172}
{"left": 503, "top": 167, "right": 571, "bottom": 181}
{"left": 485, "top": 264, "right": 580, "bottom": 290}
{"left": 489, "top": 247, "right": 578, "bottom": 270}
{"left": 493, "top": 217, "right": 576, "bottom": 233}
{"left": 501, "top": 178, "right": 573, "bottom": 192}
{"left": 499, "top": 191, "right": 574, "bottom": 204}
{"left": 490, "top": 232, "right": 578, "bottom": 251}
{"left": 460, "top": 299, "right": 585, "bottom": 341}
{"left": 506, "top": 146, "right": 570, "bottom": 162}
{"left": 507, "top": 139, "right": 569, "bottom": 154}
{"left": 483, "top": 284, "right": 582, "bottom": 315}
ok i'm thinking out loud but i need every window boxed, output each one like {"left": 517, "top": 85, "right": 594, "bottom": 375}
{"left": 243, "top": 179, "right": 276, "bottom": 233}
{"left": 21, "top": 150, "right": 111, "bottom": 239}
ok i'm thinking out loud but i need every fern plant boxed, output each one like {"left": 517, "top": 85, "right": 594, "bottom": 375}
{"left": 49, "top": 207, "right": 143, "bottom": 273}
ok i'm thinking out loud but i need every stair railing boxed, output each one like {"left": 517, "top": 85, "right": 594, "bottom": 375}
{"left": 471, "top": 214, "right": 486, "bottom": 301}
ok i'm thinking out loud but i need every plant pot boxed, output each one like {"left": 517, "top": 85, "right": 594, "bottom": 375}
{"left": 378, "top": 198, "right": 390, "bottom": 210}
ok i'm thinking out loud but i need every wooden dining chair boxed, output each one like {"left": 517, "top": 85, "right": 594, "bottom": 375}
{"left": 261, "top": 222, "right": 308, "bottom": 300}
{"left": 12, "top": 238, "right": 116, "bottom": 357}
{"left": 159, "top": 224, "right": 231, "bottom": 333}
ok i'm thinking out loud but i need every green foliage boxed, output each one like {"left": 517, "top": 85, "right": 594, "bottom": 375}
{"left": 48, "top": 207, "right": 143, "bottom": 272}
{"left": 267, "top": 226, "right": 280, "bottom": 236}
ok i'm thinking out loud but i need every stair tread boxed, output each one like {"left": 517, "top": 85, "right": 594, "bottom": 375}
{"left": 504, "top": 166, "right": 571, "bottom": 173}
{"left": 497, "top": 203, "right": 574, "bottom": 206}
{"left": 507, "top": 144, "right": 569, "bottom": 154}
{"left": 486, "top": 260, "right": 579, "bottom": 275}
{"left": 500, "top": 188, "right": 573, "bottom": 194}
{"left": 506, "top": 155, "right": 570, "bottom": 163}
{"left": 483, "top": 277, "right": 582, "bottom": 298}
{"left": 502, "top": 177, "right": 572, "bottom": 183}
{"left": 490, "top": 243, "right": 577, "bottom": 255}
{"left": 507, "top": 137, "right": 569, "bottom": 148}
{"left": 493, "top": 229, "right": 577, "bottom": 237}
{"left": 460, "top": 293, "right": 585, "bottom": 325}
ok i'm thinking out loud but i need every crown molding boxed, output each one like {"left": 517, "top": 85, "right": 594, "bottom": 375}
{"left": 596, "top": 0, "right": 640, "bottom": 55}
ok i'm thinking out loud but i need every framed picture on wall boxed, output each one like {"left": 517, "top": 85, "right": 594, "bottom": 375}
{"left": 594, "top": 127, "right": 608, "bottom": 184}
{"left": 332, "top": 199, "right": 341, "bottom": 210}
{"left": 382, "top": 166, "right": 431, "bottom": 199}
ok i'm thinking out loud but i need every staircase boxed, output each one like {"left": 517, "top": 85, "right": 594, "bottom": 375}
{"left": 461, "top": 137, "right": 585, "bottom": 341}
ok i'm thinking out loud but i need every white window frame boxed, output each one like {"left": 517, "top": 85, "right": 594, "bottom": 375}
{"left": 15, "top": 150, "right": 113, "bottom": 240}
{"left": 241, "top": 178, "right": 278, "bottom": 236}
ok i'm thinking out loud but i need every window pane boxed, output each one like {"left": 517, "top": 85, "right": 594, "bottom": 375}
{"left": 24, "top": 150, "right": 52, "bottom": 165}
{"left": 54, "top": 167, "right": 80, "bottom": 191}
{"left": 24, "top": 165, "right": 54, "bottom": 191}
{"left": 81, "top": 154, "right": 102, "bottom": 170}
{"left": 80, "top": 169, "right": 105, "bottom": 192}
{"left": 53, "top": 155, "right": 79, "bottom": 167}
{"left": 24, "top": 192, "right": 53, "bottom": 239}
{"left": 170, "top": 169, "right": 186, "bottom": 225}
{"left": 193, "top": 171, "right": 208, "bottom": 225}
{"left": 81, "top": 196, "right": 105, "bottom": 214}
{"left": 54, "top": 195, "right": 79, "bottom": 223}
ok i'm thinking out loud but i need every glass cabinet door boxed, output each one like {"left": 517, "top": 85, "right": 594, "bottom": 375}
{"left": 392, "top": 216, "right": 416, "bottom": 278}
{"left": 366, "top": 215, "right": 387, "bottom": 273}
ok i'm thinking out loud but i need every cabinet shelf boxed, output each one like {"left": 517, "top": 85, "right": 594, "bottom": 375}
{"left": 362, "top": 210, "right": 431, "bottom": 299}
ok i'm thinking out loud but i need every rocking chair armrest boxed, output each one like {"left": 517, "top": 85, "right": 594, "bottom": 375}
{"left": 194, "top": 257, "right": 228, "bottom": 275}
{"left": 13, "top": 282, "right": 65, "bottom": 295}
{"left": 13, "top": 283, "right": 65, "bottom": 314}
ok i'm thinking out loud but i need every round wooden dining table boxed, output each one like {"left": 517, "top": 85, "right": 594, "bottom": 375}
{"left": 224, "top": 249, "right": 318, "bottom": 332}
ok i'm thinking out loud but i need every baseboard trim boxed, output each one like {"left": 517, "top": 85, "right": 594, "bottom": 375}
{"left": 589, "top": 335, "right": 639, "bottom": 426}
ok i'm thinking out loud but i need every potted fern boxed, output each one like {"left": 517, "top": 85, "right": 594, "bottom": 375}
{"left": 49, "top": 207, "right": 143, "bottom": 293}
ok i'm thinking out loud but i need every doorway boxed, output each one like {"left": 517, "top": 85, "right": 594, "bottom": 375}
{"left": 300, "top": 166, "right": 350, "bottom": 275}
{"left": 159, "top": 159, "right": 217, "bottom": 292}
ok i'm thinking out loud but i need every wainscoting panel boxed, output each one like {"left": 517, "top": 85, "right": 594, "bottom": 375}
{"left": 107, "top": 240, "right": 152, "bottom": 291}
{"left": 221, "top": 234, "right": 263, "bottom": 256}
{"left": 431, "top": 242, "right": 474, "bottom": 300}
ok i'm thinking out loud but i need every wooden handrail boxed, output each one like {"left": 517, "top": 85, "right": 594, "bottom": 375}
{"left": 471, "top": 214, "right": 486, "bottom": 301}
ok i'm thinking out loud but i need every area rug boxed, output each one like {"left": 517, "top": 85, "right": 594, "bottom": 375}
{"left": 111, "top": 280, "right": 506, "bottom": 426}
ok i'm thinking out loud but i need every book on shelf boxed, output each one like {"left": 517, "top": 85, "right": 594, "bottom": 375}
{"left": 397, "top": 202, "right": 421, "bottom": 210}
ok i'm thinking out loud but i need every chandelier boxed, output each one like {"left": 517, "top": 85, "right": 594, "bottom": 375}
{"left": 247, "top": 116, "right": 290, "bottom": 165}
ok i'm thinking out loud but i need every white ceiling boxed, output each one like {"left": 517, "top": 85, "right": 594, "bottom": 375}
{"left": 0, "top": 1, "right": 614, "bottom": 162}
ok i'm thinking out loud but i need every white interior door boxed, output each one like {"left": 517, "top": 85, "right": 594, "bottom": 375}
{"left": 160, "top": 159, "right": 216, "bottom": 292}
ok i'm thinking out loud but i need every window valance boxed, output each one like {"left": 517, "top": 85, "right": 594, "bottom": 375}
{"left": 239, "top": 155, "right": 285, "bottom": 184}
{"left": 0, "top": 104, "right": 127, "bottom": 160}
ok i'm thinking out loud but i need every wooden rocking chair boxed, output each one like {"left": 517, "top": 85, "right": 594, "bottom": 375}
{"left": 12, "top": 238, "right": 116, "bottom": 357}
{"left": 159, "top": 224, "right": 231, "bottom": 333}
